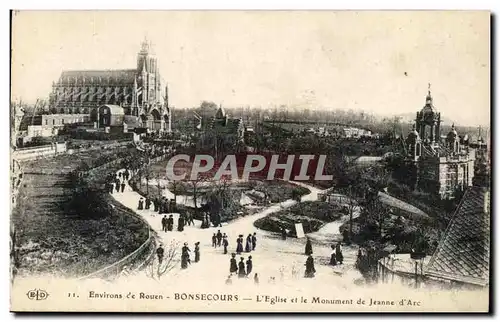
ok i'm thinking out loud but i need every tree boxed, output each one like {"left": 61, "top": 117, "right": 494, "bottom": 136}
{"left": 188, "top": 176, "right": 208, "bottom": 212}
{"left": 344, "top": 186, "right": 360, "bottom": 245}
{"left": 146, "top": 241, "right": 179, "bottom": 280}
{"left": 362, "top": 197, "right": 388, "bottom": 242}
{"left": 169, "top": 181, "right": 186, "bottom": 203}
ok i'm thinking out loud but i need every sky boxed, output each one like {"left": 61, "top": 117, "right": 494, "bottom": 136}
{"left": 11, "top": 11, "right": 490, "bottom": 126}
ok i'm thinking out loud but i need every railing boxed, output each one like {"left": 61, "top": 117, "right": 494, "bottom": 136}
{"left": 78, "top": 165, "right": 156, "bottom": 280}
{"left": 78, "top": 227, "right": 153, "bottom": 280}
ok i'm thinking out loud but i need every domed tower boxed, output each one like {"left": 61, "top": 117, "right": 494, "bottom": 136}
{"left": 416, "top": 84, "right": 441, "bottom": 145}
{"left": 407, "top": 124, "right": 422, "bottom": 161}
{"left": 446, "top": 123, "right": 460, "bottom": 153}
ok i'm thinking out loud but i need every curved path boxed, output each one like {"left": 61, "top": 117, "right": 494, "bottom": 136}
{"left": 110, "top": 171, "right": 361, "bottom": 286}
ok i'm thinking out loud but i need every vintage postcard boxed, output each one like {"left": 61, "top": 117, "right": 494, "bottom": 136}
{"left": 10, "top": 10, "right": 491, "bottom": 313}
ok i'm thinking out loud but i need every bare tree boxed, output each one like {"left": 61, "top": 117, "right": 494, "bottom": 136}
{"left": 169, "top": 180, "right": 186, "bottom": 204}
{"left": 146, "top": 241, "right": 180, "bottom": 280}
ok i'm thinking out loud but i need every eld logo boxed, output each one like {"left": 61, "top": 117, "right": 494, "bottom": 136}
{"left": 26, "top": 289, "right": 49, "bottom": 301}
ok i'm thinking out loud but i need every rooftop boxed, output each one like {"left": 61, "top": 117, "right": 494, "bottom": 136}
{"left": 425, "top": 186, "right": 490, "bottom": 287}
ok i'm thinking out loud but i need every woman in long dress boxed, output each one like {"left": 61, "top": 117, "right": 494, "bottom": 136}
{"left": 194, "top": 242, "right": 200, "bottom": 263}
{"left": 236, "top": 235, "right": 244, "bottom": 254}
{"left": 245, "top": 234, "right": 252, "bottom": 253}
{"left": 137, "top": 198, "right": 144, "bottom": 210}
{"left": 229, "top": 253, "right": 238, "bottom": 274}
{"left": 305, "top": 237, "right": 313, "bottom": 256}
{"left": 181, "top": 243, "right": 191, "bottom": 269}
{"left": 238, "top": 257, "right": 246, "bottom": 278}
{"left": 304, "top": 255, "right": 316, "bottom": 278}
{"left": 246, "top": 256, "right": 253, "bottom": 276}
{"left": 335, "top": 243, "right": 344, "bottom": 264}
{"left": 178, "top": 215, "right": 185, "bottom": 232}
{"left": 329, "top": 245, "right": 337, "bottom": 266}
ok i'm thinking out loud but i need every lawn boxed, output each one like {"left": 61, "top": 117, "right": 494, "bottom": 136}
{"left": 254, "top": 201, "right": 343, "bottom": 236}
{"left": 12, "top": 148, "right": 149, "bottom": 278}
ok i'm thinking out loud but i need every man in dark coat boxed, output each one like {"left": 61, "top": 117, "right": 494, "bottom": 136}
{"left": 120, "top": 182, "right": 125, "bottom": 193}
{"left": 246, "top": 256, "right": 253, "bottom": 276}
{"left": 156, "top": 244, "right": 164, "bottom": 265}
{"left": 138, "top": 198, "right": 144, "bottom": 210}
{"left": 305, "top": 237, "right": 313, "bottom": 256}
{"left": 167, "top": 215, "right": 174, "bottom": 231}
{"left": 161, "top": 215, "right": 167, "bottom": 232}
{"left": 252, "top": 233, "right": 257, "bottom": 250}
{"left": 153, "top": 198, "right": 159, "bottom": 212}
{"left": 115, "top": 180, "right": 121, "bottom": 193}
{"left": 216, "top": 230, "right": 223, "bottom": 247}
{"left": 223, "top": 236, "right": 229, "bottom": 254}
{"left": 188, "top": 213, "right": 195, "bottom": 226}
{"left": 178, "top": 215, "right": 185, "bottom": 232}
{"left": 238, "top": 257, "right": 246, "bottom": 278}
{"left": 212, "top": 233, "right": 217, "bottom": 248}
{"left": 229, "top": 253, "right": 238, "bottom": 274}
{"left": 194, "top": 242, "right": 200, "bottom": 263}
{"left": 304, "top": 254, "right": 316, "bottom": 278}
{"left": 145, "top": 198, "right": 151, "bottom": 210}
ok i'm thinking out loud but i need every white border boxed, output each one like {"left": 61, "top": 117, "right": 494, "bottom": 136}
{"left": 2, "top": 1, "right": 497, "bottom": 321}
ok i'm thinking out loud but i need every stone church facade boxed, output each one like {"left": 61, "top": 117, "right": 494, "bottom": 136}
{"left": 48, "top": 39, "right": 171, "bottom": 132}
{"left": 406, "top": 86, "right": 476, "bottom": 199}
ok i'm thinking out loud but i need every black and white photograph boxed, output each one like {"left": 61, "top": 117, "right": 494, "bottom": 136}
{"left": 9, "top": 10, "right": 491, "bottom": 312}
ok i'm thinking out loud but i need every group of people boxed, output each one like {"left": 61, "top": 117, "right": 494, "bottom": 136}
{"left": 329, "top": 243, "right": 344, "bottom": 266}
{"left": 235, "top": 233, "right": 257, "bottom": 254}
{"left": 155, "top": 241, "right": 201, "bottom": 270}
{"left": 180, "top": 242, "right": 201, "bottom": 269}
{"left": 159, "top": 213, "right": 194, "bottom": 233}
{"left": 212, "top": 230, "right": 230, "bottom": 254}
{"left": 304, "top": 237, "right": 316, "bottom": 278}
{"left": 106, "top": 169, "right": 130, "bottom": 194}
{"left": 228, "top": 253, "right": 254, "bottom": 279}
{"left": 303, "top": 237, "right": 345, "bottom": 278}
{"left": 137, "top": 196, "right": 176, "bottom": 214}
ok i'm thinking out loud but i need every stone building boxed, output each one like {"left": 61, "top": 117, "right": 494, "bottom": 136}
{"left": 48, "top": 38, "right": 171, "bottom": 132}
{"left": 406, "top": 86, "right": 476, "bottom": 199}
{"left": 207, "top": 106, "right": 245, "bottom": 141}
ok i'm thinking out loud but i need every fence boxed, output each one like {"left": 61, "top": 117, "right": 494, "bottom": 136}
{"left": 78, "top": 228, "right": 154, "bottom": 280}
{"left": 12, "top": 143, "right": 66, "bottom": 161}
{"left": 78, "top": 165, "right": 156, "bottom": 280}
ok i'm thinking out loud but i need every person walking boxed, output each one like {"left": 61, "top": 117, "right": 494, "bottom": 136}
{"left": 223, "top": 236, "right": 229, "bottom": 254}
{"left": 238, "top": 257, "right": 246, "bottom": 278}
{"left": 335, "top": 243, "right": 344, "bottom": 265}
{"left": 156, "top": 244, "right": 164, "bottom": 265}
{"left": 246, "top": 256, "right": 253, "bottom": 276}
{"left": 216, "top": 230, "right": 223, "bottom": 247}
{"left": 161, "top": 215, "right": 167, "bottom": 232}
{"left": 245, "top": 234, "right": 252, "bottom": 253}
{"left": 305, "top": 237, "right": 313, "bottom": 256}
{"left": 194, "top": 242, "right": 200, "bottom": 263}
{"left": 252, "top": 233, "right": 257, "bottom": 251}
{"left": 229, "top": 253, "right": 238, "bottom": 275}
{"left": 212, "top": 233, "right": 217, "bottom": 248}
{"left": 304, "top": 254, "right": 316, "bottom": 278}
